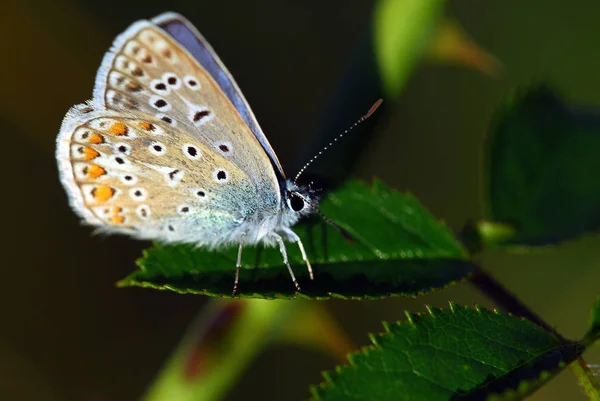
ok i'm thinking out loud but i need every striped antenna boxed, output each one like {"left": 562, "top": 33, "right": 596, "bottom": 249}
{"left": 293, "top": 98, "right": 383, "bottom": 184}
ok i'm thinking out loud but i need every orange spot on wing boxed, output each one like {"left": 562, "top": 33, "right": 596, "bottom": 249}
{"left": 92, "top": 185, "right": 115, "bottom": 203}
{"left": 110, "top": 215, "right": 125, "bottom": 224}
{"left": 87, "top": 164, "right": 106, "bottom": 179}
{"left": 109, "top": 206, "right": 124, "bottom": 224}
{"left": 88, "top": 133, "right": 104, "bottom": 144}
{"left": 83, "top": 147, "right": 100, "bottom": 160}
{"left": 109, "top": 122, "right": 129, "bottom": 136}
{"left": 137, "top": 121, "right": 155, "bottom": 131}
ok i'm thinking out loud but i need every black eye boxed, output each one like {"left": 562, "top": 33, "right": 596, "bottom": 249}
{"left": 289, "top": 195, "right": 305, "bottom": 212}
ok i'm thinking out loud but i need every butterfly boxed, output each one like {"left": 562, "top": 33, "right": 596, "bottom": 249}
{"left": 55, "top": 11, "right": 327, "bottom": 296}
{"left": 56, "top": 12, "right": 380, "bottom": 296}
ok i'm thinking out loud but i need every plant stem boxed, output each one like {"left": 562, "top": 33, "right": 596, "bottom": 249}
{"left": 142, "top": 299, "right": 289, "bottom": 401}
{"left": 569, "top": 358, "right": 600, "bottom": 401}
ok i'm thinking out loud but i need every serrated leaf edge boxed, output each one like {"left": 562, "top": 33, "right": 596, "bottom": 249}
{"left": 116, "top": 272, "right": 473, "bottom": 300}
{"left": 309, "top": 302, "right": 558, "bottom": 400}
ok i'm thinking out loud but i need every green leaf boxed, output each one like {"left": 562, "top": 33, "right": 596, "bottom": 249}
{"left": 374, "top": 0, "right": 445, "bottom": 98}
{"left": 484, "top": 85, "right": 600, "bottom": 246}
{"left": 118, "top": 180, "right": 473, "bottom": 299}
{"left": 311, "top": 303, "right": 584, "bottom": 401}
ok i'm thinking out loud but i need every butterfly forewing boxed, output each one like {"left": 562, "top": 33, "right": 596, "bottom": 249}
{"left": 151, "top": 12, "right": 285, "bottom": 179}
{"left": 95, "top": 22, "right": 278, "bottom": 195}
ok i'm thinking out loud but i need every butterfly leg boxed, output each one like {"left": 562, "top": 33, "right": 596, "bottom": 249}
{"left": 281, "top": 227, "right": 313, "bottom": 280}
{"left": 271, "top": 232, "right": 301, "bottom": 292}
{"left": 232, "top": 238, "right": 245, "bottom": 297}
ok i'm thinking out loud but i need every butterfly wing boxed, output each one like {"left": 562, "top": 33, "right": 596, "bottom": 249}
{"left": 57, "top": 17, "right": 282, "bottom": 245}
{"left": 151, "top": 12, "right": 285, "bottom": 181}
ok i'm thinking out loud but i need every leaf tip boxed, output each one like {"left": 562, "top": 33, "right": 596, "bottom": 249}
{"left": 115, "top": 279, "right": 129, "bottom": 288}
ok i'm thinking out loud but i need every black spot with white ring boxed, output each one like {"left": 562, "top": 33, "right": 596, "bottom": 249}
{"left": 162, "top": 72, "right": 181, "bottom": 89}
{"left": 157, "top": 113, "right": 175, "bottom": 126}
{"left": 188, "top": 106, "right": 212, "bottom": 126}
{"left": 183, "top": 144, "right": 201, "bottom": 160}
{"left": 213, "top": 169, "right": 229, "bottom": 183}
{"left": 149, "top": 95, "right": 171, "bottom": 111}
{"left": 129, "top": 187, "right": 148, "bottom": 201}
{"left": 216, "top": 141, "right": 232, "bottom": 156}
{"left": 193, "top": 110, "right": 210, "bottom": 123}
{"left": 115, "top": 143, "right": 131, "bottom": 155}
{"left": 149, "top": 141, "right": 167, "bottom": 156}
{"left": 150, "top": 78, "right": 170, "bottom": 95}
{"left": 184, "top": 75, "right": 200, "bottom": 90}
{"left": 111, "top": 155, "right": 128, "bottom": 165}
{"left": 121, "top": 174, "right": 137, "bottom": 185}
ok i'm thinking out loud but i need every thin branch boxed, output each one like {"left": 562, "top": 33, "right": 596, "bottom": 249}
{"left": 570, "top": 357, "right": 600, "bottom": 401}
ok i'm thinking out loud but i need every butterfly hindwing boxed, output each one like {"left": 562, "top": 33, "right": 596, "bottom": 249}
{"left": 58, "top": 106, "right": 259, "bottom": 242}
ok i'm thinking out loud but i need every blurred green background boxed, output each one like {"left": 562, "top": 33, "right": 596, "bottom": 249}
{"left": 3, "top": 0, "right": 600, "bottom": 400}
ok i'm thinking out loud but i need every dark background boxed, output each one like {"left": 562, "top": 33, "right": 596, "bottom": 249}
{"left": 2, "top": 1, "right": 600, "bottom": 400}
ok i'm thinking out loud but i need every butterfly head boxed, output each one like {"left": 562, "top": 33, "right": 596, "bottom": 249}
{"left": 284, "top": 180, "right": 319, "bottom": 217}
